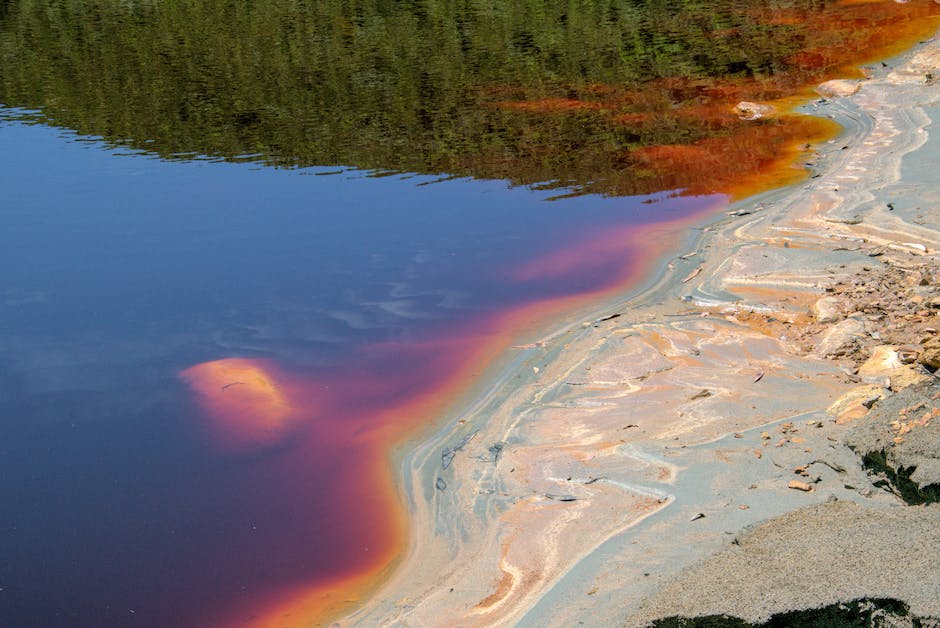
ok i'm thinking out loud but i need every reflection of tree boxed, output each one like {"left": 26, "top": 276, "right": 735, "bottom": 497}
{"left": 0, "top": 0, "right": 936, "bottom": 197}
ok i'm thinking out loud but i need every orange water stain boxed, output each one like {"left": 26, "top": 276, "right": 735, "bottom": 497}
{"left": 208, "top": 341, "right": 527, "bottom": 625}
{"left": 628, "top": 114, "right": 841, "bottom": 200}
{"left": 507, "top": 220, "right": 674, "bottom": 284}
{"left": 208, "top": 432, "right": 409, "bottom": 628}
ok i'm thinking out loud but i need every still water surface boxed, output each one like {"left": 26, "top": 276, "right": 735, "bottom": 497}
{"left": 2, "top": 0, "right": 939, "bottom": 625}
{"left": 0, "top": 115, "right": 716, "bottom": 625}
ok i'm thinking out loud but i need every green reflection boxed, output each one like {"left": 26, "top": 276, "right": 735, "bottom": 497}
{"left": 0, "top": 0, "right": 932, "bottom": 196}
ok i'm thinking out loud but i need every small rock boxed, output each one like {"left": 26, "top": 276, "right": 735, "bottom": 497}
{"left": 814, "top": 317, "right": 866, "bottom": 358}
{"left": 858, "top": 345, "right": 932, "bottom": 390}
{"left": 901, "top": 242, "right": 928, "bottom": 254}
{"left": 898, "top": 348, "right": 921, "bottom": 364}
{"left": 920, "top": 336, "right": 940, "bottom": 369}
{"left": 734, "top": 101, "right": 776, "bottom": 120}
{"left": 816, "top": 79, "right": 861, "bottom": 98}
{"left": 827, "top": 384, "right": 873, "bottom": 421}
{"left": 788, "top": 480, "right": 814, "bottom": 492}
{"left": 813, "top": 296, "right": 845, "bottom": 324}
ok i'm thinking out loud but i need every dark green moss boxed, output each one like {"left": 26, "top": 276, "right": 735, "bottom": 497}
{"left": 652, "top": 597, "right": 930, "bottom": 628}
{"left": 862, "top": 451, "right": 940, "bottom": 505}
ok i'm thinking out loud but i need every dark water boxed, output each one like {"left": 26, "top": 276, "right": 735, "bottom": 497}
{"left": 1, "top": 1, "right": 938, "bottom": 625}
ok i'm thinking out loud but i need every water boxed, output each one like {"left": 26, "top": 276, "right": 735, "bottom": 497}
{"left": 0, "top": 116, "right": 718, "bottom": 625}
{"left": 1, "top": 0, "right": 938, "bottom": 625}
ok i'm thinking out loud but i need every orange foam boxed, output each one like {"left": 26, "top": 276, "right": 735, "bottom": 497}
{"left": 179, "top": 358, "right": 299, "bottom": 451}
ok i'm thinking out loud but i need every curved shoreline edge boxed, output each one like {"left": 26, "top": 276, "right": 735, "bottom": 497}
{"left": 344, "top": 32, "right": 940, "bottom": 627}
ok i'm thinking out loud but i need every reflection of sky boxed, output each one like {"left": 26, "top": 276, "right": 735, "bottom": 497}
{"left": 0, "top": 117, "right": 716, "bottom": 374}
{"left": 0, "top": 115, "right": 723, "bottom": 625}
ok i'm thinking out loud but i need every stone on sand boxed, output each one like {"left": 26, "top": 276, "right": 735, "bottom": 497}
{"left": 920, "top": 335, "right": 940, "bottom": 370}
{"left": 816, "top": 79, "right": 862, "bottom": 98}
{"left": 826, "top": 384, "right": 886, "bottom": 424}
{"left": 814, "top": 317, "right": 866, "bottom": 357}
{"left": 857, "top": 345, "right": 932, "bottom": 390}
{"left": 733, "top": 101, "right": 775, "bottom": 120}
{"left": 812, "top": 296, "right": 845, "bottom": 324}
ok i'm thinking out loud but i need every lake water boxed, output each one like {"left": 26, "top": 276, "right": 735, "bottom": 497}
{"left": 1, "top": 1, "right": 938, "bottom": 625}
{"left": 0, "top": 113, "right": 721, "bottom": 625}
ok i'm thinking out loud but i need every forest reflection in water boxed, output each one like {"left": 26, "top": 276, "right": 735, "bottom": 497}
{"left": 1, "top": 0, "right": 938, "bottom": 197}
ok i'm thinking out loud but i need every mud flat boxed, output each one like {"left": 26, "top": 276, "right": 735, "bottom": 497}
{"left": 339, "top": 33, "right": 940, "bottom": 628}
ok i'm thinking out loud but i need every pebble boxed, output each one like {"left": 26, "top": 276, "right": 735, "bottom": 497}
{"left": 788, "top": 480, "right": 814, "bottom": 492}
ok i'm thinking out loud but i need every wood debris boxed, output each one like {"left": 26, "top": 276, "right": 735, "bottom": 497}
{"left": 681, "top": 266, "right": 703, "bottom": 283}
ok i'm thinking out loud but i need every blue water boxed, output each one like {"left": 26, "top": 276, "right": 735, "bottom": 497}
{"left": 3, "top": 118, "right": 696, "bottom": 354}
{"left": 0, "top": 113, "right": 721, "bottom": 625}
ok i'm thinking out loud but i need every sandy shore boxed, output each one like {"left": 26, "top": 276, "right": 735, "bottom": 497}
{"left": 338, "top": 33, "right": 940, "bottom": 627}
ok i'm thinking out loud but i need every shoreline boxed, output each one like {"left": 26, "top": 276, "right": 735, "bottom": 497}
{"left": 340, "top": 30, "right": 940, "bottom": 627}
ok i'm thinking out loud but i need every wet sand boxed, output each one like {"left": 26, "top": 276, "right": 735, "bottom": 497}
{"left": 337, "top": 31, "right": 940, "bottom": 627}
